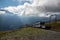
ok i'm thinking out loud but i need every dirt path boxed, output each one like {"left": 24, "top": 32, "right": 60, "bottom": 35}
{"left": 38, "top": 30, "right": 60, "bottom": 40}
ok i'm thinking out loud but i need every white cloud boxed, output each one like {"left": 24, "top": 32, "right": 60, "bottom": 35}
{"left": 0, "top": 11, "right": 6, "bottom": 14}
{"left": 1, "top": 0, "right": 60, "bottom": 17}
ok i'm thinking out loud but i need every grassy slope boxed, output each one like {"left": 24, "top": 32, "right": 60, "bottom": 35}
{"left": 0, "top": 21, "right": 60, "bottom": 40}
{"left": 0, "top": 27, "right": 47, "bottom": 40}
{"left": 45, "top": 21, "right": 60, "bottom": 31}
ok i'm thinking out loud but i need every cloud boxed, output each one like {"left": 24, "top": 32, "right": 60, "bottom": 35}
{"left": 1, "top": 0, "right": 60, "bottom": 17}
{"left": 0, "top": 11, "right": 6, "bottom": 14}
{"left": 44, "top": 0, "right": 60, "bottom": 12}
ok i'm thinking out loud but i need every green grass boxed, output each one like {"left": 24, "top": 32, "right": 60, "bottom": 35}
{"left": 0, "top": 27, "right": 47, "bottom": 40}
{"left": 45, "top": 21, "right": 60, "bottom": 31}
{"left": 0, "top": 21, "right": 60, "bottom": 40}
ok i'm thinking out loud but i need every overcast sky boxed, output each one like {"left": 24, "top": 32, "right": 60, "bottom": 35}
{"left": 0, "top": 0, "right": 60, "bottom": 17}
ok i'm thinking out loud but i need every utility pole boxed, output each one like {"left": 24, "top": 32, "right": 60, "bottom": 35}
{"left": 54, "top": 14, "right": 57, "bottom": 22}
{"left": 50, "top": 14, "right": 57, "bottom": 23}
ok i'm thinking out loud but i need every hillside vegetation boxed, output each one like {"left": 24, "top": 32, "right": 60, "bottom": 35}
{"left": 0, "top": 21, "right": 60, "bottom": 40}
{"left": 45, "top": 21, "right": 60, "bottom": 31}
{"left": 0, "top": 27, "right": 47, "bottom": 40}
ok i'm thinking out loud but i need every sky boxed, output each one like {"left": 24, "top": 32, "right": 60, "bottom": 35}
{"left": 0, "top": 0, "right": 60, "bottom": 17}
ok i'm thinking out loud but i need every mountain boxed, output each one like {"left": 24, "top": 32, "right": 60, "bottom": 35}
{"left": 0, "top": 9, "right": 60, "bottom": 31}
